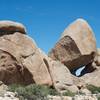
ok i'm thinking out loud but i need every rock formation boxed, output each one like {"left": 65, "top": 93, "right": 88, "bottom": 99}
{"left": 77, "top": 48, "right": 100, "bottom": 87}
{"left": 49, "top": 19, "right": 96, "bottom": 75}
{"left": 38, "top": 49, "right": 78, "bottom": 92}
{"left": 0, "top": 21, "right": 52, "bottom": 85}
{"left": 0, "top": 19, "right": 99, "bottom": 96}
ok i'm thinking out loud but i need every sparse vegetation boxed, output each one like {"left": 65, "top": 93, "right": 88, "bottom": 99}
{"left": 62, "top": 90, "right": 76, "bottom": 97}
{"left": 8, "top": 84, "right": 100, "bottom": 100}
{"left": 8, "top": 84, "right": 59, "bottom": 100}
{"left": 98, "top": 97, "right": 100, "bottom": 100}
{"left": 86, "top": 84, "right": 100, "bottom": 94}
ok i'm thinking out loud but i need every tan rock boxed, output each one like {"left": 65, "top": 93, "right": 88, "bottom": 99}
{"left": 80, "top": 88, "right": 91, "bottom": 95}
{"left": 49, "top": 19, "right": 96, "bottom": 73}
{"left": 39, "top": 49, "right": 78, "bottom": 92}
{"left": 48, "top": 95, "right": 72, "bottom": 100}
{"left": 49, "top": 60, "right": 78, "bottom": 92}
{"left": 74, "top": 95, "right": 97, "bottom": 100}
{"left": 0, "top": 50, "right": 27, "bottom": 85}
{"left": 97, "top": 48, "right": 100, "bottom": 56}
{"left": 22, "top": 49, "right": 52, "bottom": 85}
{"left": 0, "top": 21, "right": 26, "bottom": 34}
{"left": 96, "top": 57, "right": 100, "bottom": 66}
{"left": 0, "top": 23, "right": 52, "bottom": 85}
{"left": 79, "top": 68, "right": 100, "bottom": 87}
{"left": 95, "top": 48, "right": 100, "bottom": 66}
{"left": 0, "top": 81, "right": 8, "bottom": 96}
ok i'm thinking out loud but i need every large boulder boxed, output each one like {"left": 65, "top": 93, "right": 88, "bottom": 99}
{"left": 79, "top": 48, "right": 100, "bottom": 87}
{"left": 49, "top": 19, "right": 96, "bottom": 73}
{"left": 39, "top": 49, "right": 78, "bottom": 93}
{"left": 79, "top": 68, "right": 100, "bottom": 87}
{"left": 48, "top": 60, "right": 78, "bottom": 93}
{"left": 0, "top": 21, "right": 52, "bottom": 85}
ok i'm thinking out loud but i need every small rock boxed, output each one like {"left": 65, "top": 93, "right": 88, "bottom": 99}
{"left": 0, "top": 20, "right": 26, "bottom": 35}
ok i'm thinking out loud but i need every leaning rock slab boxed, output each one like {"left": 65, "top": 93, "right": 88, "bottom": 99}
{"left": 49, "top": 19, "right": 96, "bottom": 72}
{"left": 22, "top": 49, "right": 52, "bottom": 86}
{"left": 39, "top": 49, "right": 78, "bottom": 92}
{"left": 49, "top": 60, "right": 78, "bottom": 93}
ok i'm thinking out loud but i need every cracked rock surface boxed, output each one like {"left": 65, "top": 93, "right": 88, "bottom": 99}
{"left": 0, "top": 21, "right": 52, "bottom": 85}
{"left": 49, "top": 19, "right": 97, "bottom": 74}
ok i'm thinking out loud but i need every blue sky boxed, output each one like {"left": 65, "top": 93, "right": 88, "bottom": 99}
{"left": 0, "top": 0, "right": 99, "bottom": 53}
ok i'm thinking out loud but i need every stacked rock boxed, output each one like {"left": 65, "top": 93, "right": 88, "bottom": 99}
{"left": 0, "top": 19, "right": 99, "bottom": 94}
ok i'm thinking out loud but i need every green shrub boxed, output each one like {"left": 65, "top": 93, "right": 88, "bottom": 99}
{"left": 8, "top": 84, "right": 58, "bottom": 100}
{"left": 8, "top": 84, "right": 25, "bottom": 92}
{"left": 98, "top": 97, "right": 100, "bottom": 100}
{"left": 86, "top": 84, "right": 100, "bottom": 94}
{"left": 62, "top": 90, "right": 75, "bottom": 97}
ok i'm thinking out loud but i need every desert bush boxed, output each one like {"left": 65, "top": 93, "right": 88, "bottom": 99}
{"left": 62, "top": 90, "right": 75, "bottom": 97}
{"left": 86, "top": 84, "right": 100, "bottom": 94}
{"left": 98, "top": 97, "right": 100, "bottom": 100}
{"left": 8, "top": 84, "right": 58, "bottom": 100}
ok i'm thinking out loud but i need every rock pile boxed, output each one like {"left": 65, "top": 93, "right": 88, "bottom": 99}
{"left": 48, "top": 95, "right": 98, "bottom": 100}
{"left": 0, "top": 21, "right": 52, "bottom": 85}
{"left": 0, "top": 81, "right": 19, "bottom": 100}
{"left": 0, "top": 19, "right": 99, "bottom": 95}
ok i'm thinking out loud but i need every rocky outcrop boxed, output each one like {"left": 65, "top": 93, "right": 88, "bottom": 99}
{"left": 0, "top": 21, "right": 52, "bottom": 85}
{"left": 78, "top": 48, "right": 100, "bottom": 87}
{"left": 49, "top": 19, "right": 96, "bottom": 74}
{"left": 39, "top": 49, "right": 79, "bottom": 93}
{"left": 0, "top": 19, "right": 99, "bottom": 95}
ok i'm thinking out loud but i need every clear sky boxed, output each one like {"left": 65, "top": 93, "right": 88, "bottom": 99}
{"left": 0, "top": 0, "right": 99, "bottom": 53}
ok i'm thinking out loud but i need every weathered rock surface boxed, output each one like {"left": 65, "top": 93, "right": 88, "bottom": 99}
{"left": 48, "top": 95, "right": 72, "bottom": 100}
{"left": 0, "top": 50, "right": 27, "bottom": 84}
{"left": 79, "top": 68, "right": 100, "bottom": 87}
{"left": 39, "top": 49, "right": 78, "bottom": 92}
{"left": 80, "top": 88, "right": 91, "bottom": 95}
{"left": 78, "top": 48, "right": 100, "bottom": 87}
{"left": 0, "top": 82, "right": 19, "bottom": 100}
{"left": 48, "top": 95, "right": 98, "bottom": 100}
{"left": 0, "top": 21, "right": 26, "bottom": 35}
{"left": 49, "top": 19, "right": 97, "bottom": 74}
{"left": 49, "top": 60, "right": 78, "bottom": 93}
{"left": 74, "top": 95, "right": 98, "bottom": 100}
{"left": 0, "top": 81, "right": 8, "bottom": 96}
{"left": 22, "top": 49, "right": 52, "bottom": 85}
{"left": 95, "top": 48, "right": 100, "bottom": 66}
{"left": 0, "top": 91, "right": 19, "bottom": 100}
{"left": 0, "top": 21, "right": 52, "bottom": 85}
{"left": 0, "top": 19, "right": 99, "bottom": 96}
